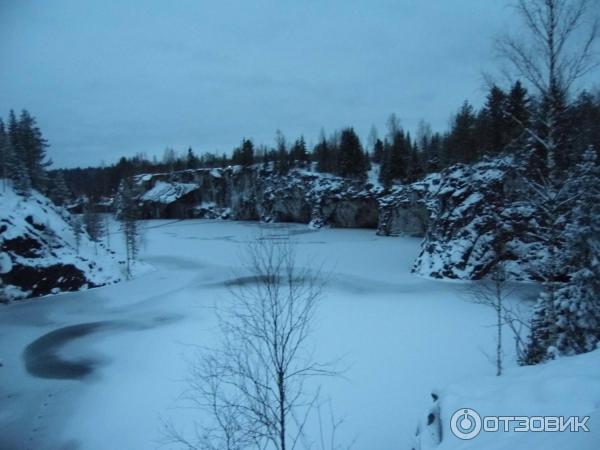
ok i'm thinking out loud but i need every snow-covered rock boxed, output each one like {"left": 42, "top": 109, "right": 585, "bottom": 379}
{"left": 412, "top": 156, "right": 544, "bottom": 280}
{"left": 0, "top": 183, "right": 122, "bottom": 301}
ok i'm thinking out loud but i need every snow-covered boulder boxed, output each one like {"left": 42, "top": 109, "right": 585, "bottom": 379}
{"left": 412, "top": 349, "right": 600, "bottom": 450}
{"left": 0, "top": 183, "right": 121, "bottom": 301}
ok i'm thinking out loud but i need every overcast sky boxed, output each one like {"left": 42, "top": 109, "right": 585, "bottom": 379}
{"left": 0, "top": 0, "right": 518, "bottom": 168}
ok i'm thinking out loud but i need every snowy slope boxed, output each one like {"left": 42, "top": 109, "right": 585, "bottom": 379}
{"left": 0, "top": 182, "right": 122, "bottom": 301}
{"left": 413, "top": 350, "right": 600, "bottom": 450}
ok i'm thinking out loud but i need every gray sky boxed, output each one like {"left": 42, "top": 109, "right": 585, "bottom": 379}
{"left": 0, "top": 0, "right": 515, "bottom": 168}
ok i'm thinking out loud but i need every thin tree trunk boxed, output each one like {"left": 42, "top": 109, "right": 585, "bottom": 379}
{"left": 497, "top": 300, "right": 503, "bottom": 376}
{"left": 279, "top": 370, "right": 286, "bottom": 450}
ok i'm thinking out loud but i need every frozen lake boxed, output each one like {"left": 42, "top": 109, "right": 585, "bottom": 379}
{"left": 0, "top": 220, "right": 516, "bottom": 450}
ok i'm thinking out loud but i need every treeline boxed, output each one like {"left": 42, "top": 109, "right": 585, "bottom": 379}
{"left": 50, "top": 81, "right": 599, "bottom": 201}
{"left": 2, "top": 83, "right": 599, "bottom": 205}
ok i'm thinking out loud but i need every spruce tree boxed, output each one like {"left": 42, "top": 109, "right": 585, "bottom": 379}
{"left": 379, "top": 129, "right": 408, "bottom": 185}
{"left": 5, "top": 111, "right": 30, "bottom": 193}
{"left": 553, "top": 148, "right": 600, "bottom": 355}
{"left": 337, "top": 128, "right": 367, "bottom": 179}
{"left": 16, "top": 110, "right": 52, "bottom": 191}
{"left": 313, "top": 135, "right": 332, "bottom": 174}
{"left": 446, "top": 101, "right": 478, "bottom": 164}
{"left": 478, "top": 85, "right": 509, "bottom": 155}
{"left": 505, "top": 81, "right": 530, "bottom": 146}
{"left": 186, "top": 147, "right": 200, "bottom": 169}
{"left": 372, "top": 139, "right": 384, "bottom": 165}
{"left": 290, "top": 136, "right": 308, "bottom": 167}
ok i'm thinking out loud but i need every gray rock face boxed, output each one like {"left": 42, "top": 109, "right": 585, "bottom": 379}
{"left": 129, "top": 167, "right": 393, "bottom": 230}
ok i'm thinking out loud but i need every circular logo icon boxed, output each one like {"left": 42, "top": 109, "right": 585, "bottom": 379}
{"left": 450, "top": 408, "right": 482, "bottom": 440}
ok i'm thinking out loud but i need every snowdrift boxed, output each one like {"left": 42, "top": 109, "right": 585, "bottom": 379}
{"left": 413, "top": 349, "right": 600, "bottom": 450}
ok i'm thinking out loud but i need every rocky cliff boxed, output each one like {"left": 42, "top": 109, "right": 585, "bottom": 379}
{"left": 0, "top": 184, "right": 122, "bottom": 301}
{"left": 129, "top": 166, "right": 395, "bottom": 230}
{"left": 125, "top": 157, "right": 541, "bottom": 281}
{"left": 411, "top": 156, "right": 543, "bottom": 280}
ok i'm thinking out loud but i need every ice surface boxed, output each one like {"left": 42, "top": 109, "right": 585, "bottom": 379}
{"left": 0, "top": 220, "right": 595, "bottom": 449}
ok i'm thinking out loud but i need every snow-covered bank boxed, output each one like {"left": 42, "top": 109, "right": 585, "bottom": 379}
{"left": 414, "top": 349, "right": 600, "bottom": 450}
{"left": 0, "top": 184, "right": 122, "bottom": 301}
{"left": 0, "top": 219, "right": 554, "bottom": 450}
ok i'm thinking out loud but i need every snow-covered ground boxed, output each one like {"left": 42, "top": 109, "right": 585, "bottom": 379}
{"left": 0, "top": 220, "right": 596, "bottom": 449}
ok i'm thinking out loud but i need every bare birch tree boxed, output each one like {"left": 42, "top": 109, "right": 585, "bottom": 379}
{"left": 166, "top": 238, "right": 343, "bottom": 450}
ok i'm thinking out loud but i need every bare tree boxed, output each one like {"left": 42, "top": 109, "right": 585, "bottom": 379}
{"left": 119, "top": 179, "right": 140, "bottom": 280}
{"left": 499, "top": 0, "right": 598, "bottom": 92}
{"left": 497, "top": 0, "right": 598, "bottom": 168}
{"left": 468, "top": 264, "right": 513, "bottom": 376}
{"left": 72, "top": 214, "right": 83, "bottom": 255}
{"left": 83, "top": 205, "right": 105, "bottom": 254}
{"left": 166, "top": 238, "right": 343, "bottom": 450}
{"left": 467, "top": 250, "right": 535, "bottom": 372}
